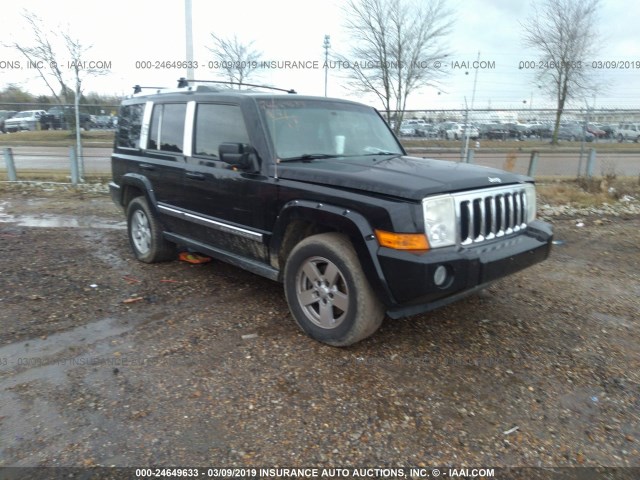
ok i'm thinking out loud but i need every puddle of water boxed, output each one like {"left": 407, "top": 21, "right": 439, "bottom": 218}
{"left": 0, "top": 213, "right": 126, "bottom": 229}
{"left": 0, "top": 198, "right": 125, "bottom": 229}
{"left": 592, "top": 312, "right": 634, "bottom": 329}
{"left": 0, "top": 317, "right": 134, "bottom": 382}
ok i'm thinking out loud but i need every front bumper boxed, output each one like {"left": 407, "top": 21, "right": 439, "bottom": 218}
{"left": 379, "top": 220, "right": 553, "bottom": 318}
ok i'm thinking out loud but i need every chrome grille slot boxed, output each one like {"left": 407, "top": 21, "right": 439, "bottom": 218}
{"left": 455, "top": 185, "right": 530, "bottom": 246}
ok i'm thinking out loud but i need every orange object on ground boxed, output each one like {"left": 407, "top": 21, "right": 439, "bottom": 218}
{"left": 178, "top": 252, "right": 212, "bottom": 264}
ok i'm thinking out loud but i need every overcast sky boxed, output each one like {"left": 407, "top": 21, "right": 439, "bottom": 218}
{"left": 1, "top": 0, "right": 638, "bottom": 110}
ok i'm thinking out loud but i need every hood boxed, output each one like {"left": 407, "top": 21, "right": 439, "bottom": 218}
{"left": 277, "top": 155, "right": 529, "bottom": 201}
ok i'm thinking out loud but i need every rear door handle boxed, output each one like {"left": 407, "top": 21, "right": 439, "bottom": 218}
{"left": 185, "top": 172, "right": 205, "bottom": 180}
{"left": 139, "top": 163, "right": 155, "bottom": 171}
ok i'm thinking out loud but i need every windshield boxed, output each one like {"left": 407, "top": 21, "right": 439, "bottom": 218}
{"left": 257, "top": 99, "right": 403, "bottom": 160}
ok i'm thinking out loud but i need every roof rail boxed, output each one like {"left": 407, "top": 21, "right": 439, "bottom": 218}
{"left": 177, "top": 78, "right": 296, "bottom": 94}
{"left": 132, "top": 85, "right": 166, "bottom": 94}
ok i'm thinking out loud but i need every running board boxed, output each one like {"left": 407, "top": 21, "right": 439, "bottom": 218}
{"left": 164, "top": 232, "right": 280, "bottom": 281}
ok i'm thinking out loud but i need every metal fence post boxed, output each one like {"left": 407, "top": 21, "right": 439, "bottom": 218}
{"left": 69, "top": 145, "right": 79, "bottom": 185}
{"left": 586, "top": 148, "right": 596, "bottom": 178}
{"left": 3, "top": 148, "right": 18, "bottom": 181}
{"left": 527, "top": 151, "right": 539, "bottom": 177}
{"left": 466, "top": 148, "right": 475, "bottom": 164}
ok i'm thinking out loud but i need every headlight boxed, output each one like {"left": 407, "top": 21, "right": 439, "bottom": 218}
{"left": 422, "top": 195, "right": 456, "bottom": 248}
{"left": 523, "top": 183, "right": 537, "bottom": 222}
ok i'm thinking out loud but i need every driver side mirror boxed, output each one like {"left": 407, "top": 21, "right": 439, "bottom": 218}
{"left": 219, "top": 143, "right": 260, "bottom": 173}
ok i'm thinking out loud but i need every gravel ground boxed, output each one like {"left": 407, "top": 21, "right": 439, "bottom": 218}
{"left": 0, "top": 183, "right": 638, "bottom": 472}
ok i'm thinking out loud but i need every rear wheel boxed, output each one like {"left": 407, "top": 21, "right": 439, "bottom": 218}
{"left": 284, "top": 233, "right": 384, "bottom": 346}
{"left": 126, "top": 196, "right": 175, "bottom": 263}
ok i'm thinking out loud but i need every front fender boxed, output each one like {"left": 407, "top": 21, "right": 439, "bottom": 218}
{"left": 270, "top": 199, "right": 397, "bottom": 307}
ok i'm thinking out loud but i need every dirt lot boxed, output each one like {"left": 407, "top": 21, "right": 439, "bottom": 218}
{"left": 0, "top": 182, "right": 638, "bottom": 472}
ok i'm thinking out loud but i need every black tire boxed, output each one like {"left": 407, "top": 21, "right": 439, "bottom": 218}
{"left": 284, "top": 233, "right": 385, "bottom": 347}
{"left": 126, "top": 196, "right": 175, "bottom": 263}
{"left": 618, "top": 134, "right": 624, "bottom": 143}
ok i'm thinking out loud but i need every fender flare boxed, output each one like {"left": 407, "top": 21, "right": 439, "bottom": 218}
{"left": 270, "top": 199, "right": 397, "bottom": 307}
{"left": 118, "top": 173, "right": 159, "bottom": 211}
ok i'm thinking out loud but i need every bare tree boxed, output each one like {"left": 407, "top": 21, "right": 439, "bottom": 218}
{"left": 521, "top": 0, "right": 601, "bottom": 144}
{"left": 61, "top": 31, "right": 108, "bottom": 179}
{"left": 6, "top": 10, "right": 108, "bottom": 180}
{"left": 339, "top": 0, "right": 453, "bottom": 131}
{"left": 7, "top": 12, "right": 73, "bottom": 104}
{"left": 207, "top": 34, "right": 262, "bottom": 88}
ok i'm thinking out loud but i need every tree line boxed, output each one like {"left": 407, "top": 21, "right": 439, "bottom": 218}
{"left": 0, "top": 84, "right": 121, "bottom": 112}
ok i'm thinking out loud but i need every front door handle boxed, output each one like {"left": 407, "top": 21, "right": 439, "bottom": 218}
{"left": 185, "top": 172, "right": 205, "bottom": 180}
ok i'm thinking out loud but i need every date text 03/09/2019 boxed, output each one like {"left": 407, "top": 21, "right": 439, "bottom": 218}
{"left": 134, "top": 467, "right": 496, "bottom": 478}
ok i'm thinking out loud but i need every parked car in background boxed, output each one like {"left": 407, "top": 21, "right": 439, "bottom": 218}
{"left": 92, "top": 115, "right": 116, "bottom": 129}
{"left": 557, "top": 124, "right": 595, "bottom": 142}
{"left": 398, "top": 119, "right": 429, "bottom": 137}
{"left": 616, "top": 123, "right": 640, "bottom": 143}
{"left": 39, "top": 106, "right": 93, "bottom": 131}
{"left": 3, "top": 110, "right": 46, "bottom": 132}
{"left": 598, "top": 124, "right": 617, "bottom": 139}
{"left": 0, "top": 110, "right": 17, "bottom": 133}
{"left": 478, "top": 123, "right": 509, "bottom": 140}
{"left": 502, "top": 123, "right": 532, "bottom": 140}
{"left": 443, "top": 122, "right": 479, "bottom": 140}
{"left": 398, "top": 122, "right": 415, "bottom": 136}
{"left": 586, "top": 123, "right": 606, "bottom": 139}
{"left": 528, "top": 122, "right": 553, "bottom": 139}
{"left": 415, "top": 124, "right": 439, "bottom": 138}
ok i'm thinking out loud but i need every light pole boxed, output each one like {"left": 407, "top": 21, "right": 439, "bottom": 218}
{"left": 462, "top": 51, "right": 480, "bottom": 162}
{"left": 323, "top": 35, "right": 331, "bottom": 97}
{"left": 185, "top": 0, "right": 195, "bottom": 81}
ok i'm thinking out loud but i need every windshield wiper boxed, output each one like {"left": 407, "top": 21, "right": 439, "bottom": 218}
{"left": 362, "top": 151, "right": 400, "bottom": 156}
{"left": 279, "top": 153, "right": 338, "bottom": 162}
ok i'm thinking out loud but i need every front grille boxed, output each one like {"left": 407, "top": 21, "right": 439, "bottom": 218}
{"left": 455, "top": 185, "right": 531, "bottom": 245}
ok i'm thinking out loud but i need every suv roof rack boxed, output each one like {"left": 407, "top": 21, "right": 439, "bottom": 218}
{"left": 176, "top": 78, "right": 297, "bottom": 94}
{"left": 131, "top": 79, "right": 297, "bottom": 96}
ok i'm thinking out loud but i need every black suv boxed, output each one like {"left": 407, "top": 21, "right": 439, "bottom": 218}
{"left": 39, "top": 106, "right": 93, "bottom": 131}
{"left": 110, "top": 80, "right": 553, "bottom": 346}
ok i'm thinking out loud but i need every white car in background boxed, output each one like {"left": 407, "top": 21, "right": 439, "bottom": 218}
{"left": 444, "top": 122, "right": 479, "bottom": 140}
{"left": 616, "top": 123, "right": 640, "bottom": 143}
{"left": 3, "top": 110, "right": 46, "bottom": 132}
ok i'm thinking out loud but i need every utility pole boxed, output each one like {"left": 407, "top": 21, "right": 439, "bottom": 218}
{"left": 185, "top": 0, "right": 195, "bottom": 80}
{"left": 462, "top": 51, "right": 480, "bottom": 162}
{"left": 323, "top": 35, "right": 331, "bottom": 97}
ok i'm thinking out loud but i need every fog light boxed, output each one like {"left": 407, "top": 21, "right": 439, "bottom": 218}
{"left": 433, "top": 265, "right": 448, "bottom": 287}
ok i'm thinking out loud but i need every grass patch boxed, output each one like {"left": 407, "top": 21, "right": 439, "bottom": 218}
{"left": 537, "top": 176, "right": 640, "bottom": 207}
{"left": 401, "top": 137, "right": 640, "bottom": 153}
{"left": 0, "top": 170, "right": 110, "bottom": 183}
{"left": 0, "top": 130, "right": 114, "bottom": 146}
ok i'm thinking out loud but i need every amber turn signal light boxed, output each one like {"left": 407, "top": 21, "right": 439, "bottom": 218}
{"left": 374, "top": 230, "right": 430, "bottom": 250}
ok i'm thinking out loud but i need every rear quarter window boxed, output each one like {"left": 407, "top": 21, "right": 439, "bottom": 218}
{"left": 116, "top": 103, "right": 144, "bottom": 149}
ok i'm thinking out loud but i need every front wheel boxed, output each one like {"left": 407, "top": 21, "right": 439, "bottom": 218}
{"left": 284, "top": 233, "right": 385, "bottom": 347}
{"left": 126, "top": 196, "right": 175, "bottom": 263}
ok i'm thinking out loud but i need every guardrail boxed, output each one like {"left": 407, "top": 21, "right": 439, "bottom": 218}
{"left": 2, "top": 146, "right": 639, "bottom": 182}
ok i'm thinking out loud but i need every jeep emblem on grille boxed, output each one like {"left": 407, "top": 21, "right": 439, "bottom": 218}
{"left": 488, "top": 177, "right": 502, "bottom": 183}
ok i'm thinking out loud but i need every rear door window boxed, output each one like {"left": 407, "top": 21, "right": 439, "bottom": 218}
{"left": 147, "top": 103, "right": 187, "bottom": 153}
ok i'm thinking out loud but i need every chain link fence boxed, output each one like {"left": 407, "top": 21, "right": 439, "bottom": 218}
{"left": 1, "top": 104, "right": 640, "bottom": 182}
{"left": 392, "top": 107, "right": 640, "bottom": 143}
{"left": 0, "top": 103, "right": 119, "bottom": 133}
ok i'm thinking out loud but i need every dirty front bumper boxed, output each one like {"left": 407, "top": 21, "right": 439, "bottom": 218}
{"left": 379, "top": 220, "right": 553, "bottom": 318}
